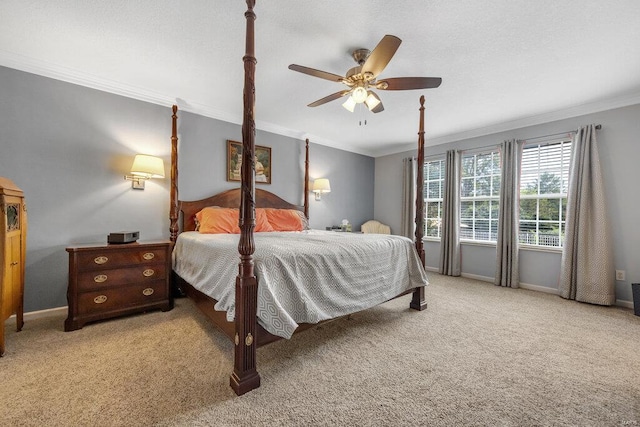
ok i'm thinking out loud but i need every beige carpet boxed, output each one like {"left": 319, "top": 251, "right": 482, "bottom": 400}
{"left": 1, "top": 275, "right": 639, "bottom": 426}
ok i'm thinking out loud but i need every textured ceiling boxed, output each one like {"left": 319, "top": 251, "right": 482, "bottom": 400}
{"left": 2, "top": 0, "right": 640, "bottom": 156}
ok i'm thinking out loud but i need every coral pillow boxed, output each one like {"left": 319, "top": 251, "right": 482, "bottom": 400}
{"left": 196, "top": 207, "right": 240, "bottom": 234}
{"left": 264, "top": 208, "right": 304, "bottom": 231}
{"left": 196, "top": 207, "right": 274, "bottom": 234}
{"left": 255, "top": 208, "right": 274, "bottom": 232}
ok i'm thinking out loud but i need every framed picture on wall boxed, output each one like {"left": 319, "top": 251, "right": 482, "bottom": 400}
{"left": 227, "top": 140, "right": 272, "bottom": 184}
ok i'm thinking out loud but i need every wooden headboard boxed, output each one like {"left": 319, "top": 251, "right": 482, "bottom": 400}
{"left": 169, "top": 100, "right": 310, "bottom": 241}
{"left": 180, "top": 188, "right": 305, "bottom": 232}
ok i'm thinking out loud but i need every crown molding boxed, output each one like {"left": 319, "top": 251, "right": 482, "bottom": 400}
{"left": 3, "top": 50, "right": 638, "bottom": 159}
{"left": 373, "top": 91, "right": 640, "bottom": 157}
{"left": 0, "top": 50, "right": 370, "bottom": 155}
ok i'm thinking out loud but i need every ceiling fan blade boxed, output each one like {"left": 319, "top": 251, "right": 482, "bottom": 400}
{"left": 308, "top": 90, "right": 350, "bottom": 107}
{"left": 376, "top": 77, "right": 442, "bottom": 90}
{"left": 361, "top": 35, "right": 402, "bottom": 78}
{"left": 288, "top": 64, "right": 344, "bottom": 82}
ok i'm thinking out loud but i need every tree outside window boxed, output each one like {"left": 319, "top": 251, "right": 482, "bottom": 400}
{"left": 519, "top": 139, "right": 572, "bottom": 247}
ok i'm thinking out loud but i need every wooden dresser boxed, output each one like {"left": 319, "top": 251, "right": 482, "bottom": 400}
{"left": 1, "top": 178, "right": 27, "bottom": 356}
{"left": 65, "top": 240, "right": 173, "bottom": 331}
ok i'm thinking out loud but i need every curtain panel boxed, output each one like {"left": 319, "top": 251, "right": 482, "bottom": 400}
{"left": 559, "top": 124, "right": 615, "bottom": 305}
{"left": 439, "top": 149, "right": 461, "bottom": 276}
{"left": 401, "top": 157, "right": 417, "bottom": 239}
{"left": 495, "top": 139, "right": 522, "bottom": 288}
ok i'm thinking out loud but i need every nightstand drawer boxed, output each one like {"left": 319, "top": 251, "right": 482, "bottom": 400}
{"left": 77, "top": 281, "right": 168, "bottom": 315}
{"left": 77, "top": 264, "right": 166, "bottom": 291}
{"left": 75, "top": 247, "right": 167, "bottom": 270}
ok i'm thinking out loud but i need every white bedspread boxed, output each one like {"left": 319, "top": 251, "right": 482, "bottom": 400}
{"left": 172, "top": 230, "right": 428, "bottom": 339}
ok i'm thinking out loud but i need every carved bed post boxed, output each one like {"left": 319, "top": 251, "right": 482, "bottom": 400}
{"left": 411, "top": 95, "right": 428, "bottom": 311}
{"left": 170, "top": 105, "right": 179, "bottom": 243}
{"left": 304, "top": 138, "right": 309, "bottom": 219}
{"left": 230, "top": 0, "right": 261, "bottom": 396}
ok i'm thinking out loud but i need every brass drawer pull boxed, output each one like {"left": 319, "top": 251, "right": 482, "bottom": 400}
{"left": 94, "top": 295, "right": 108, "bottom": 304}
{"left": 94, "top": 274, "right": 108, "bottom": 283}
{"left": 142, "top": 288, "right": 154, "bottom": 296}
{"left": 94, "top": 256, "right": 108, "bottom": 265}
{"left": 143, "top": 269, "right": 155, "bottom": 277}
{"left": 143, "top": 252, "right": 155, "bottom": 260}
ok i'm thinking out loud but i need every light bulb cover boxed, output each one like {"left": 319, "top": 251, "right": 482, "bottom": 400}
{"left": 342, "top": 96, "right": 356, "bottom": 112}
{"left": 365, "top": 92, "right": 381, "bottom": 111}
{"left": 352, "top": 86, "right": 368, "bottom": 103}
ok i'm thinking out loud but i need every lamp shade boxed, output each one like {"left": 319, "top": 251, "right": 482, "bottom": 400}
{"left": 130, "top": 154, "right": 165, "bottom": 178}
{"left": 312, "top": 178, "right": 331, "bottom": 193}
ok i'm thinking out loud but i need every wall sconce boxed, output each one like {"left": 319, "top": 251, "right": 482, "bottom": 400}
{"left": 312, "top": 178, "right": 331, "bottom": 201}
{"left": 124, "top": 154, "right": 165, "bottom": 190}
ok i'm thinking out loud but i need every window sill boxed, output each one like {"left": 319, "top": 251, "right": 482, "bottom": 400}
{"left": 422, "top": 239, "right": 564, "bottom": 254}
{"left": 460, "top": 240, "right": 496, "bottom": 248}
{"left": 519, "top": 244, "right": 563, "bottom": 254}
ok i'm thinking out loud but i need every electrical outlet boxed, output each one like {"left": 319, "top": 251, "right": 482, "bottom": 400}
{"left": 615, "top": 270, "right": 625, "bottom": 281}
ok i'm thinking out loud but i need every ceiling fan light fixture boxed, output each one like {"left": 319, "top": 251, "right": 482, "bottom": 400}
{"left": 364, "top": 92, "right": 381, "bottom": 111}
{"left": 352, "top": 86, "right": 368, "bottom": 103}
{"left": 342, "top": 96, "right": 356, "bottom": 112}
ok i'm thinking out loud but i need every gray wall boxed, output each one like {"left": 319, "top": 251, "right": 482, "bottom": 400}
{"left": 375, "top": 103, "right": 640, "bottom": 304}
{"left": 0, "top": 66, "right": 374, "bottom": 312}
{"left": 177, "top": 110, "right": 374, "bottom": 231}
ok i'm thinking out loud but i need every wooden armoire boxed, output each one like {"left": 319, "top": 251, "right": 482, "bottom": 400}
{"left": 0, "top": 177, "right": 26, "bottom": 356}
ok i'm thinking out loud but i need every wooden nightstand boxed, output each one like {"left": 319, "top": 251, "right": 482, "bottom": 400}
{"left": 65, "top": 240, "right": 173, "bottom": 331}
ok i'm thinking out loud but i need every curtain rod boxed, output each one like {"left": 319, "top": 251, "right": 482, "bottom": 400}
{"left": 423, "top": 143, "right": 501, "bottom": 159}
{"left": 421, "top": 124, "right": 602, "bottom": 160}
{"left": 522, "top": 124, "right": 601, "bottom": 143}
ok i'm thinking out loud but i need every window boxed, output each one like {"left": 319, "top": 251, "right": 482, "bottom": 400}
{"left": 519, "top": 138, "right": 572, "bottom": 247}
{"left": 424, "top": 159, "right": 445, "bottom": 238}
{"left": 460, "top": 150, "right": 501, "bottom": 242}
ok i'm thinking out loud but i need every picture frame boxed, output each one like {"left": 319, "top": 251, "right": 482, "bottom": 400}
{"left": 227, "top": 140, "right": 271, "bottom": 184}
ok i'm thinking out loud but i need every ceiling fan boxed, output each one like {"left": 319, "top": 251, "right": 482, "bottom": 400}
{"left": 288, "top": 35, "right": 442, "bottom": 113}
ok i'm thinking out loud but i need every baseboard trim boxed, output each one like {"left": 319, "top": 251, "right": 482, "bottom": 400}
{"left": 616, "top": 299, "right": 634, "bottom": 309}
{"left": 8, "top": 306, "right": 67, "bottom": 322}
{"left": 460, "top": 272, "right": 494, "bottom": 283}
{"left": 519, "top": 282, "right": 560, "bottom": 295}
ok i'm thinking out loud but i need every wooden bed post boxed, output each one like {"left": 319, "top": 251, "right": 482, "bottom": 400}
{"left": 411, "top": 95, "right": 428, "bottom": 311}
{"left": 230, "top": 0, "right": 261, "bottom": 396}
{"left": 304, "top": 138, "right": 309, "bottom": 219}
{"left": 170, "top": 105, "right": 179, "bottom": 243}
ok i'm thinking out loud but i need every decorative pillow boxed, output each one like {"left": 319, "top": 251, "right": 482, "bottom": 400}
{"left": 255, "top": 208, "right": 275, "bottom": 232}
{"left": 196, "top": 207, "right": 275, "bottom": 233}
{"left": 196, "top": 207, "right": 240, "bottom": 234}
{"left": 194, "top": 205, "right": 221, "bottom": 231}
{"left": 264, "top": 208, "right": 305, "bottom": 232}
{"left": 295, "top": 210, "right": 310, "bottom": 230}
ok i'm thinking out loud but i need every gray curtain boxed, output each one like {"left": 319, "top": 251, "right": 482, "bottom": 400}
{"left": 401, "top": 157, "right": 417, "bottom": 239}
{"left": 495, "top": 139, "right": 522, "bottom": 288}
{"left": 559, "top": 125, "right": 615, "bottom": 305}
{"left": 439, "top": 149, "right": 461, "bottom": 276}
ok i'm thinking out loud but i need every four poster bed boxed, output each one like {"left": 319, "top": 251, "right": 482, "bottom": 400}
{"left": 168, "top": 0, "right": 429, "bottom": 396}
